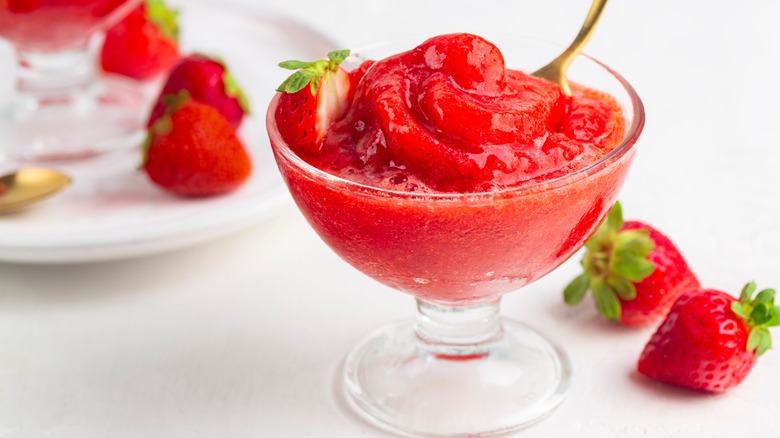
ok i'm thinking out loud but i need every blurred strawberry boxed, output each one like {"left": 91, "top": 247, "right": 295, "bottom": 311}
{"left": 100, "top": 0, "right": 179, "bottom": 80}
{"left": 143, "top": 91, "right": 251, "bottom": 197}
{"left": 147, "top": 54, "right": 250, "bottom": 130}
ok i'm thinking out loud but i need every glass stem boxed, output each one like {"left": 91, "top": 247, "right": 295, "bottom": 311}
{"left": 16, "top": 39, "right": 96, "bottom": 97}
{"left": 414, "top": 298, "right": 504, "bottom": 356}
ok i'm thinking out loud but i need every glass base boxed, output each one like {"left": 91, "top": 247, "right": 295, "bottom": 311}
{"left": 344, "top": 318, "right": 571, "bottom": 437}
{"left": 0, "top": 76, "right": 145, "bottom": 161}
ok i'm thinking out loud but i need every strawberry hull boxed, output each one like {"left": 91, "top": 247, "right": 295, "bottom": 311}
{"left": 268, "top": 95, "right": 639, "bottom": 303}
{"left": 618, "top": 221, "right": 701, "bottom": 326}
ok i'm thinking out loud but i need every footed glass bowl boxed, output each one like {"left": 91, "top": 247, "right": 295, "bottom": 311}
{"left": 0, "top": 0, "right": 143, "bottom": 161}
{"left": 267, "top": 35, "right": 644, "bottom": 437}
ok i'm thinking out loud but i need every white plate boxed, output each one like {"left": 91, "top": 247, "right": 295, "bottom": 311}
{"left": 0, "top": 0, "right": 337, "bottom": 263}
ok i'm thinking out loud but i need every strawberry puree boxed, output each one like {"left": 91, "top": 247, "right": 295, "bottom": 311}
{"left": 305, "top": 33, "right": 626, "bottom": 193}
{"left": 269, "top": 34, "right": 642, "bottom": 302}
{"left": 0, "top": 0, "right": 131, "bottom": 51}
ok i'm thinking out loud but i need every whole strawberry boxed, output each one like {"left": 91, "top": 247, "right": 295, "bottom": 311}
{"left": 148, "top": 54, "right": 250, "bottom": 130}
{"left": 274, "top": 49, "right": 352, "bottom": 158}
{"left": 564, "top": 202, "right": 700, "bottom": 326}
{"left": 101, "top": 0, "right": 179, "bottom": 80}
{"left": 144, "top": 92, "right": 251, "bottom": 197}
{"left": 638, "top": 282, "right": 780, "bottom": 393}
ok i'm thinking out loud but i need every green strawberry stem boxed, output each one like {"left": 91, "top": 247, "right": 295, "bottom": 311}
{"left": 731, "top": 282, "right": 780, "bottom": 357}
{"left": 188, "top": 53, "right": 251, "bottom": 115}
{"left": 223, "top": 69, "right": 251, "bottom": 114}
{"left": 158, "top": 90, "right": 190, "bottom": 122}
{"left": 145, "top": 0, "right": 179, "bottom": 42}
{"left": 563, "top": 201, "right": 656, "bottom": 321}
{"left": 276, "top": 49, "right": 350, "bottom": 96}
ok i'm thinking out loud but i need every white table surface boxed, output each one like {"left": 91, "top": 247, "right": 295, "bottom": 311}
{"left": 2, "top": 0, "right": 780, "bottom": 436}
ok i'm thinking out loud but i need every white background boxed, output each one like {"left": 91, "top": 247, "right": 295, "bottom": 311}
{"left": 1, "top": 0, "right": 780, "bottom": 436}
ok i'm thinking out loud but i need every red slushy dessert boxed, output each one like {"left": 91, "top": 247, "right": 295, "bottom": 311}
{"left": 268, "top": 33, "right": 642, "bottom": 302}
{"left": 0, "top": 0, "right": 132, "bottom": 51}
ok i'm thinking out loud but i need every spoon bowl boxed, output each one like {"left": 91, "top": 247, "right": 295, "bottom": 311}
{"left": 0, "top": 168, "right": 71, "bottom": 213}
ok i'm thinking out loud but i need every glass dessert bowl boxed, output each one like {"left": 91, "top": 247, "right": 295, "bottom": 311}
{"left": 267, "top": 34, "right": 644, "bottom": 437}
{"left": 0, "top": 0, "right": 144, "bottom": 161}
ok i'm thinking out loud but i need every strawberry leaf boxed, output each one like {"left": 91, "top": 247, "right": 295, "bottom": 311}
{"left": 141, "top": 132, "right": 154, "bottom": 168}
{"left": 751, "top": 303, "right": 772, "bottom": 326}
{"left": 143, "top": 109, "right": 174, "bottom": 168}
{"left": 748, "top": 327, "right": 772, "bottom": 357}
{"left": 276, "top": 49, "right": 350, "bottom": 95}
{"left": 222, "top": 69, "right": 251, "bottom": 114}
{"left": 310, "top": 75, "right": 321, "bottom": 96}
{"left": 151, "top": 114, "right": 173, "bottom": 136}
{"left": 612, "top": 250, "right": 655, "bottom": 282}
{"left": 755, "top": 288, "right": 775, "bottom": 305}
{"left": 747, "top": 328, "right": 761, "bottom": 352}
{"left": 757, "top": 331, "right": 772, "bottom": 356}
{"left": 614, "top": 229, "right": 654, "bottom": 257}
{"left": 751, "top": 303, "right": 770, "bottom": 325}
{"left": 327, "top": 49, "right": 351, "bottom": 62}
{"left": 584, "top": 232, "right": 602, "bottom": 251}
{"left": 278, "top": 60, "right": 316, "bottom": 70}
{"left": 741, "top": 281, "right": 757, "bottom": 303}
{"left": 159, "top": 90, "right": 190, "bottom": 119}
{"left": 592, "top": 280, "right": 621, "bottom": 320}
{"left": 561, "top": 201, "right": 664, "bottom": 323}
{"left": 145, "top": 0, "right": 179, "bottom": 42}
{"left": 585, "top": 202, "right": 623, "bottom": 252}
{"left": 768, "top": 307, "right": 780, "bottom": 326}
{"left": 731, "top": 302, "right": 749, "bottom": 320}
{"left": 277, "top": 70, "right": 316, "bottom": 94}
{"left": 564, "top": 274, "right": 590, "bottom": 305}
{"left": 605, "top": 201, "right": 623, "bottom": 235}
{"left": 735, "top": 282, "right": 779, "bottom": 357}
{"left": 607, "top": 275, "right": 637, "bottom": 300}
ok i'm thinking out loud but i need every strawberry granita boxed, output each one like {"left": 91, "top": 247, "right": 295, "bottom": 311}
{"left": 310, "top": 34, "right": 625, "bottom": 194}
{"left": 268, "top": 33, "right": 643, "bottom": 302}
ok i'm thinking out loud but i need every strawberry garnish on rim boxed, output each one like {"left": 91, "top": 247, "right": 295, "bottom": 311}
{"left": 274, "top": 49, "right": 352, "bottom": 157}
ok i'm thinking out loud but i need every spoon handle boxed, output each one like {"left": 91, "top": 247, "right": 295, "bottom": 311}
{"left": 532, "top": 0, "right": 608, "bottom": 95}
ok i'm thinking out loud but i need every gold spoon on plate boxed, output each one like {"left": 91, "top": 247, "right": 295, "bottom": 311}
{"left": 533, "top": 0, "right": 608, "bottom": 95}
{"left": 0, "top": 168, "right": 71, "bottom": 213}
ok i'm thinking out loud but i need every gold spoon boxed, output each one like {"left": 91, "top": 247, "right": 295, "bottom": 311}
{"left": 0, "top": 168, "right": 71, "bottom": 213}
{"left": 533, "top": 0, "right": 608, "bottom": 95}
